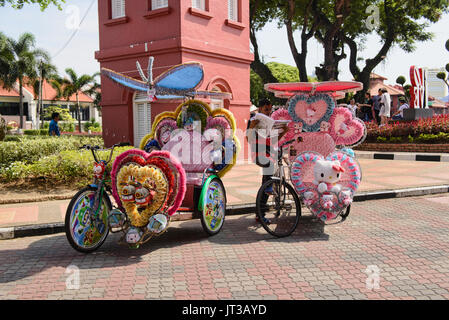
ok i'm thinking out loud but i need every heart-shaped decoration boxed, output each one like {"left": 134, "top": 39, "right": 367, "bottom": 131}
{"left": 290, "top": 151, "right": 361, "bottom": 220}
{"left": 328, "top": 107, "right": 366, "bottom": 146}
{"left": 287, "top": 132, "right": 336, "bottom": 161}
{"left": 111, "top": 149, "right": 186, "bottom": 227}
{"left": 140, "top": 100, "right": 240, "bottom": 179}
{"left": 288, "top": 94, "right": 335, "bottom": 132}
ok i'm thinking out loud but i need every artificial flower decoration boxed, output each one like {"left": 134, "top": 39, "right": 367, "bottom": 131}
{"left": 139, "top": 99, "right": 240, "bottom": 178}
{"left": 111, "top": 149, "right": 186, "bottom": 227}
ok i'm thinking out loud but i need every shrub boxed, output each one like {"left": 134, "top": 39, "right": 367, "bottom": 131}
{"left": 44, "top": 105, "right": 74, "bottom": 122}
{"left": 0, "top": 135, "right": 104, "bottom": 169}
{"left": 24, "top": 129, "right": 40, "bottom": 136}
{"left": 0, "top": 146, "right": 133, "bottom": 187}
{"left": 60, "top": 122, "right": 75, "bottom": 132}
{"left": 83, "top": 118, "right": 101, "bottom": 132}
{"left": 3, "top": 135, "right": 22, "bottom": 142}
{"left": 366, "top": 115, "right": 449, "bottom": 143}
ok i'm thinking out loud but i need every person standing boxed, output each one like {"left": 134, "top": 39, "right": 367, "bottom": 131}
{"left": 48, "top": 112, "right": 61, "bottom": 137}
{"left": 379, "top": 88, "right": 391, "bottom": 126}
{"left": 357, "top": 92, "right": 374, "bottom": 122}
{"left": 347, "top": 99, "right": 358, "bottom": 118}
{"left": 371, "top": 89, "right": 382, "bottom": 125}
{"left": 246, "top": 98, "right": 288, "bottom": 224}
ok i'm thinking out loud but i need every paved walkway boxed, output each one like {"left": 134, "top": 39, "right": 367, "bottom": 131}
{"left": 2, "top": 159, "right": 449, "bottom": 228}
{"left": 0, "top": 195, "right": 448, "bottom": 300}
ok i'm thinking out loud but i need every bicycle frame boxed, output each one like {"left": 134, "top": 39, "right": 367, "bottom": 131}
{"left": 85, "top": 144, "right": 124, "bottom": 220}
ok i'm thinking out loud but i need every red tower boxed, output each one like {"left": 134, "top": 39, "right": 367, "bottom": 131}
{"left": 95, "top": 0, "right": 253, "bottom": 147}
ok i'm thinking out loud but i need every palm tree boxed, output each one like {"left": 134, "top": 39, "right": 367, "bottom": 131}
{"left": 0, "top": 32, "right": 50, "bottom": 129}
{"left": 51, "top": 68, "right": 98, "bottom": 133}
{"left": 30, "top": 60, "right": 58, "bottom": 129}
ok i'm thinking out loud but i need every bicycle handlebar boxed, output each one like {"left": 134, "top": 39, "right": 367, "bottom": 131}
{"left": 80, "top": 142, "right": 131, "bottom": 163}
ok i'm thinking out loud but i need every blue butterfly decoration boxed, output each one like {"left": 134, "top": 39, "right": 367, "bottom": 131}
{"left": 101, "top": 57, "right": 206, "bottom": 101}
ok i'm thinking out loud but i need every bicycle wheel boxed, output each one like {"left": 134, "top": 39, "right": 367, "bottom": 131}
{"left": 256, "top": 179, "right": 301, "bottom": 237}
{"left": 65, "top": 186, "right": 111, "bottom": 253}
{"left": 200, "top": 177, "right": 226, "bottom": 236}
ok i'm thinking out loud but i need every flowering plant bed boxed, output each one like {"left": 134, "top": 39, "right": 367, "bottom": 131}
{"left": 365, "top": 115, "right": 449, "bottom": 143}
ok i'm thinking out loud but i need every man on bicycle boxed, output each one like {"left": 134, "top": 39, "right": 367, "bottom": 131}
{"left": 246, "top": 98, "right": 288, "bottom": 224}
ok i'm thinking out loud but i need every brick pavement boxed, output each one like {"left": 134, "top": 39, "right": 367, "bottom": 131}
{"left": 2, "top": 159, "right": 449, "bottom": 228}
{"left": 0, "top": 195, "right": 449, "bottom": 300}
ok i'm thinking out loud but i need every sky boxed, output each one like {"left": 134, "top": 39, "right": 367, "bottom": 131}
{"left": 0, "top": 0, "right": 448, "bottom": 86}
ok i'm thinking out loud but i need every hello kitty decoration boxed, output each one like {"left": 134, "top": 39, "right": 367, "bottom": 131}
{"left": 267, "top": 81, "right": 365, "bottom": 221}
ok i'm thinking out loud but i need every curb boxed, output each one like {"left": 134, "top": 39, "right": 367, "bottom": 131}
{"left": 1, "top": 151, "right": 448, "bottom": 206}
{"left": 1, "top": 184, "right": 448, "bottom": 240}
{"left": 0, "top": 194, "right": 74, "bottom": 205}
{"left": 355, "top": 151, "right": 449, "bottom": 162}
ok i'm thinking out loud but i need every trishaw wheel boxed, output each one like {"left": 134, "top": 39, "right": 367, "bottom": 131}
{"left": 256, "top": 179, "right": 301, "bottom": 238}
{"left": 200, "top": 177, "right": 226, "bottom": 236}
{"left": 65, "top": 186, "right": 111, "bottom": 253}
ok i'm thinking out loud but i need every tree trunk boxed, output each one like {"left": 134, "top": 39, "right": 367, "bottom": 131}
{"left": 77, "top": 93, "right": 81, "bottom": 133}
{"left": 285, "top": 0, "right": 312, "bottom": 82}
{"left": 19, "top": 78, "right": 24, "bottom": 129}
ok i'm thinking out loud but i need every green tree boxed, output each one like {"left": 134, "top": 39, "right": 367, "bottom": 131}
{"left": 43, "top": 105, "right": 73, "bottom": 121}
{"left": 436, "top": 39, "right": 449, "bottom": 89}
{"left": 0, "top": 0, "right": 65, "bottom": 10}
{"left": 250, "top": 62, "right": 312, "bottom": 105}
{"left": 343, "top": 0, "right": 449, "bottom": 98}
{"left": 51, "top": 68, "right": 99, "bottom": 133}
{"left": 0, "top": 32, "right": 50, "bottom": 129}
{"left": 250, "top": 0, "right": 279, "bottom": 84}
{"left": 30, "top": 60, "right": 58, "bottom": 128}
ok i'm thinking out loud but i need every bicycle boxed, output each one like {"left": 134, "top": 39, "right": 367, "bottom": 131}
{"left": 255, "top": 137, "right": 353, "bottom": 238}
{"left": 255, "top": 138, "right": 302, "bottom": 237}
{"left": 65, "top": 142, "right": 130, "bottom": 253}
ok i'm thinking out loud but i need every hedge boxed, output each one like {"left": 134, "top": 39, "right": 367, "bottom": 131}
{"left": 0, "top": 146, "right": 133, "bottom": 187}
{"left": 0, "top": 135, "right": 104, "bottom": 169}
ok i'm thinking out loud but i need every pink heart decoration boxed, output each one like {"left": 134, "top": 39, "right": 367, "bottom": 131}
{"left": 328, "top": 107, "right": 365, "bottom": 146}
{"left": 287, "top": 132, "right": 335, "bottom": 161}
{"left": 288, "top": 94, "right": 335, "bottom": 132}
{"left": 290, "top": 150, "right": 361, "bottom": 220}
{"left": 295, "top": 100, "right": 327, "bottom": 126}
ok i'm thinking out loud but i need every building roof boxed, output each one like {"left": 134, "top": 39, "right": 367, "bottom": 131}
{"left": 0, "top": 85, "right": 19, "bottom": 97}
{"left": 0, "top": 79, "right": 93, "bottom": 103}
{"left": 370, "top": 73, "right": 388, "bottom": 80}
{"left": 369, "top": 83, "right": 404, "bottom": 96}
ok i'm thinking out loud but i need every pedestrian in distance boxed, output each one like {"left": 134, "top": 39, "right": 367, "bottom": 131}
{"left": 357, "top": 92, "right": 374, "bottom": 122}
{"left": 48, "top": 112, "right": 61, "bottom": 137}
{"left": 379, "top": 88, "right": 391, "bottom": 126}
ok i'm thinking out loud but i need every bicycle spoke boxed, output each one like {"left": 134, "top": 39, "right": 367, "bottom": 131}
{"left": 256, "top": 180, "right": 300, "bottom": 237}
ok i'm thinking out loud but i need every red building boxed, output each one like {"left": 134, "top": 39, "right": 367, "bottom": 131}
{"left": 95, "top": 0, "right": 253, "bottom": 147}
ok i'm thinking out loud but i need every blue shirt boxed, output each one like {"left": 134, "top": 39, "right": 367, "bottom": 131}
{"left": 49, "top": 119, "right": 60, "bottom": 136}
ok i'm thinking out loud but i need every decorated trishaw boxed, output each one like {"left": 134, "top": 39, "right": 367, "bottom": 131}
{"left": 254, "top": 81, "right": 366, "bottom": 237}
{"left": 65, "top": 58, "right": 239, "bottom": 252}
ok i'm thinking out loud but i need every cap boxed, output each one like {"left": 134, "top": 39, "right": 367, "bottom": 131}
{"left": 250, "top": 105, "right": 258, "bottom": 112}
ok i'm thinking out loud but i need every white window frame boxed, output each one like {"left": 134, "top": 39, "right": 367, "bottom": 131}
{"left": 152, "top": 0, "right": 168, "bottom": 10}
{"left": 133, "top": 93, "right": 152, "bottom": 147}
{"left": 228, "top": 0, "right": 238, "bottom": 21}
{"left": 192, "top": 0, "right": 206, "bottom": 10}
{"left": 111, "top": 0, "right": 125, "bottom": 19}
